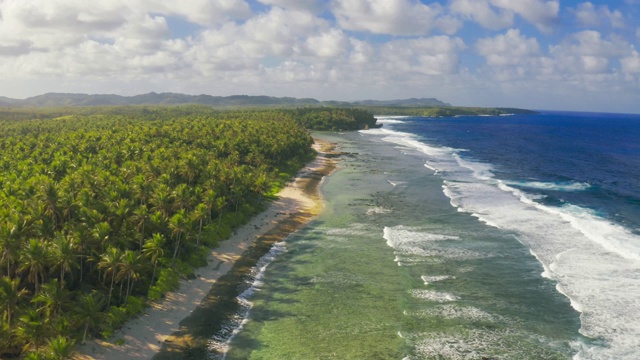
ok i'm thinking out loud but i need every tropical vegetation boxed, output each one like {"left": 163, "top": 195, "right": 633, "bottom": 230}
{"left": 0, "top": 105, "right": 373, "bottom": 358}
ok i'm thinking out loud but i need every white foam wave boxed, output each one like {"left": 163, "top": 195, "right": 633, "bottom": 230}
{"left": 453, "top": 153, "right": 494, "bottom": 180}
{"left": 410, "top": 289, "right": 459, "bottom": 302}
{"left": 375, "top": 118, "right": 406, "bottom": 124}
{"left": 360, "top": 126, "right": 640, "bottom": 359}
{"left": 366, "top": 206, "right": 392, "bottom": 215}
{"left": 407, "top": 304, "right": 498, "bottom": 322}
{"left": 387, "top": 180, "right": 407, "bottom": 187}
{"left": 384, "top": 226, "right": 478, "bottom": 261}
{"left": 384, "top": 225, "right": 459, "bottom": 248}
{"left": 421, "top": 275, "right": 454, "bottom": 285}
{"left": 410, "top": 329, "right": 568, "bottom": 359}
{"left": 504, "top": 180, "right": 591, "bottom": 192}
{"left": 325, "top": 223, "right": 370, "bottom": 236}
{"left": 209, "top": 242, "right": 287, "bottom": 359}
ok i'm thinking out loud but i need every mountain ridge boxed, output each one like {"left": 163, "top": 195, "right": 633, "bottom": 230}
{"left": 0, "top": 92, "right": 450, "bottom": 108}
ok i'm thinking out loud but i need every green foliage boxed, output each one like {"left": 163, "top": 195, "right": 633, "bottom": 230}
{"left": 123, "top": 296, "right": 145, "bottom": 317}
{"left": 292, "top": 107, "right": 379, "bottom": 130}
{"left": 0, "top": 105, "right": 318, "bottom": 357}
{"left": 358, "top": 105, "right": 537, "bottom": 117}
{"left": 148, "top": 267, "right": 181, "bottom": 302}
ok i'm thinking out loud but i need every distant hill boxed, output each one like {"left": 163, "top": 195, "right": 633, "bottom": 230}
{"left": 2, "top": 92, "right": 322, "bottom": 107}
{"left": 352, "top": 98, "right": 450, "bottom": 107}
{"left": 0, "top": 92, "right": 450, "bottom": 108}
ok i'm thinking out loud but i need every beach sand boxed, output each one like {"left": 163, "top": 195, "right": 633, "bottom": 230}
{"left": 73, "top": 139, "right": 336, "bottom": 360}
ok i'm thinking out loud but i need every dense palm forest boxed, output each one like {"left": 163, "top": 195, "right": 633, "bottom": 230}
{"left": 0, "top": 105, "right": 375, "bottom": 359}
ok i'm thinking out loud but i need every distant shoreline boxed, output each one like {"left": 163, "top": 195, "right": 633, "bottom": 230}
{"left": 73, "top": 138, "right": 338, "bottom": 360}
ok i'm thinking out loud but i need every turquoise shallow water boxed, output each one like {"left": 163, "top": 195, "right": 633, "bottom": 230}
{"left": 216, "top": 131, "right": 585, "bottom": 359}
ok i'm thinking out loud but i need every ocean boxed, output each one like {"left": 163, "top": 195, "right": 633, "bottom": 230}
{"left": 214, "top": 111, "right": 640, "bottom": 359}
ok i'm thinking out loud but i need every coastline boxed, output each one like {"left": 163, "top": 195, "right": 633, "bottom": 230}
{"left": 73, "top": 138, "right": 337, "bottom": 360}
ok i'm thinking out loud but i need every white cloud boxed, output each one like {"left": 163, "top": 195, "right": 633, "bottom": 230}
{"left": 378, "top": 36, "right": 466, "bottom": 76}
{"left": 491, "top": 0, "right": 559, "bottom": 32}
{"left": 331, "top": 0, "right": 460, "bottom": 36}
{"left": 621, "top": 50, "right": 640, "bottom": 73}
{"left": 257, "top": 0, "right": 323, "bottom": 13}
{"left": 0, "top": 0, "right": 637, "bottom": 113}
{"left": 128, "top": 0, "right": 252, "bottom": 26}
{"left": 476, "top": 29, "right": 541, "bottom": 66}
{"left": 450, "top": 0, "right": 513, "bottom": 30}
{"left": 474, "top": 28, "right": 639, "bottom": 99}
{"left": 348, "top": 38, "right": 374, "bottom": 64}
{"left": 572, "top": 2, "right": 625, "bottom": 29}
{"left": 305, "top": 29, "right": 349, "bottom": 58}
{"left": 551, "top": 31, "right": 630, "bottom": 58}
{"left": 450, "top": 0, "right": 559, "bottom": 32}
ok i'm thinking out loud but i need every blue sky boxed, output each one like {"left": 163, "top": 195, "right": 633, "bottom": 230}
{"left": 0, "top": 0, "right": 639, "bottom": 112}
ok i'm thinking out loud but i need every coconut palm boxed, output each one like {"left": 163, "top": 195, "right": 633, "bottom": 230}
{"left": 97, "top": 247, "right": 122, "bottom": 307}
{"left": 191, "top": 203, "right": 208, "bottom": 248}
{"left": 75, "top": 292, "right": 103, "bottom": 344}
{"left": 17, "top": 308, "right": 48, "bottom": 352}
{"left": 38, "top": 179, "right": 60, "bottom": 230}
{"left": 50, "top": 234, "right": 76, "bottom": 285}
{"left": 142, "top": 233, "right": 165, "bottom": 289}
{"left": 150, "top": 184, "right": 173, "bottom": 219}
{"left": 43, "top": 335, "right": 75, "bottom": 360}
{"left": 0, "top": 276, "right": 29, "bottom": 327}
{"left": 18, "top": 239, "right": 50, "bottom": 294}
{"left": 132, "top": 205, "right": 150, "bottom": 248}
{"left": 91, "top": 222, "right": 111, "bottom": 254}
{"left": 168, "top": 210, "right": 188, "bottom": 267}
{"left": 32, "top": 279, "right": 70, "bottom": 319}
{"left": 117, "top": 250, "right": 141, "bottom": 303}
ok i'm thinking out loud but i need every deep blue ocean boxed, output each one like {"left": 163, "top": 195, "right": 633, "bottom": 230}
{"left": 371, "top": 111, "right": 640, "bottom": 359}
{"left": 388, "top": 112, "right": 640, "bottom": 233}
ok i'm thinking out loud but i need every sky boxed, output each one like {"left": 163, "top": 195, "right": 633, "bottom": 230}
{"left": 0, "top": 0, "right": 639, "bottom": 113}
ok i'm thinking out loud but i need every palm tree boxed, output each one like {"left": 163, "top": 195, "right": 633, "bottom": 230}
{"left": 117, "top": 250, "right": 141, "bottom": 303}
{"left": 172, "top": 183, "right": 192, "bottom": 212}
{"left": 70, "top": 226, "right": 90, "bottom": 284}
{"left": 22, "top": 351, "right": 45, "bottom": 360}
{"left": 168, "top": 210, "right": 188, "bottom": 267}
{"left": 202, "top": 189, "right": 217, "bottom": 221}
{"left": 39, "top": 179, "right": 60, "bottom": 230}
{"left": 91, "top": 221, "right": 111, "bottom": 254}
{"left": 75, "top": 292, "right": 103, "bottom": 344}
{"left": 192, "top": 203, "right": 208, "bottom": 248}
{"left": 51, "top": 234, "right": 76, "bottom": 285}
{"left": 0, "top": 276, "right": 29, "bottom": 327}
{"left": 108, "top": 198, "right": 131, "bottom": 236}
{"left": 18, "top": 239, "right": 50, "bottom": 294}
{"left": 132, "top": 205, "right": 150, "bottom": 249}
{"left": 142, "top": 233, "right": 165, "bottom": 289}
{"left": 149, "top": 210, "right": 167, "bottom": 236}
{"left": 43, "top": 335, "right": 75, "bottom": 360}
{"left": 98, "top": 247, "right": 122, "bottom": 308}
{"left": 17, "top": 308, "right": 49, "bottom": 353}
{"left": 251, "top": 169, "right": 270, "bottom": 205}
{"left": 150, "top": 184, "right": 173, "bottom": 219}
{"left": 32, "top": 279, "right": 70, "bottom": 320}
{"left": 1, "top": 218, "right": 25, "bottom": 277}
{"left": 179, "top": 154, "right": 199, "bottom": 185}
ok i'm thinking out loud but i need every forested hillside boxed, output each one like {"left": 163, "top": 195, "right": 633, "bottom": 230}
{"left": 363, "top": 106, "right": 537, "bottom": 117}
{"left": 0, "top": 107, "right": 336, "bottom": 358}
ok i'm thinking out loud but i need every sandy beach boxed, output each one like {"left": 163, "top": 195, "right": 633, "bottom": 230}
{"left": 73, "top": 139, "right": 336, "bottom": 360}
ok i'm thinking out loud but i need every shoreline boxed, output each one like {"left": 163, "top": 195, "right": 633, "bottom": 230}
{"left": 73, "top": 138, "right": 337, "bottom": 360}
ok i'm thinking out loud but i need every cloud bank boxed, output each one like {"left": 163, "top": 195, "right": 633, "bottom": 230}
{"left": 0, "top": 0, "right": 638, "bottom": 112}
